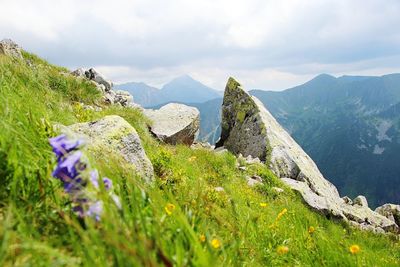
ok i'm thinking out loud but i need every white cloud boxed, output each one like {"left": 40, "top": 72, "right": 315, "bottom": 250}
{"left": 1, "top": 0, "right": 400, "bottom": 89}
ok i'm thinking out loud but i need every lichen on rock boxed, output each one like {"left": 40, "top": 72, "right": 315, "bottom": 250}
{"left": 68, "top": 115, "right": 154, "bottom": 182}
{"left": 215, "top": 77, "right": 271, "bottom": 161}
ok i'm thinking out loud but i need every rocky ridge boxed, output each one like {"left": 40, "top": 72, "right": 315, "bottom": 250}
{"left": 216, "top": 77, "right": 399, "bottom": 234}
{"left": 71, "top": 67, "right": 141, "bottom": 109}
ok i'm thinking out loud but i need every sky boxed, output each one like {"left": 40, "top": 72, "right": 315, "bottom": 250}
{"left": 1, "top": 0, "right": 400, "bottom": 91}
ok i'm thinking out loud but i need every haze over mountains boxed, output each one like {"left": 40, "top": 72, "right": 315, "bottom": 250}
{"left": 123, "top": 73, "right": 400, "bottom": 207}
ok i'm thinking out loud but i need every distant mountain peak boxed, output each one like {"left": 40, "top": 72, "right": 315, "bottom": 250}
{"left": 169, "top": 74, "right": 196, "bottom": 83}
{"left": 297, "top": 73, "right": 337, "bottom": 88}
{"left": 314, "top": 73, "right": 336, "bottom": 80}
{"left": 115, "top": 74, "right": 220, "bottom": 107}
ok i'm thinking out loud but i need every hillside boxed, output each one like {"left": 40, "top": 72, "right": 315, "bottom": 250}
{"left": 1, "top": 51, "right": 400, "bottom": 266}
{"left": 115, "top": 75, "right": 221, "bottom": 108}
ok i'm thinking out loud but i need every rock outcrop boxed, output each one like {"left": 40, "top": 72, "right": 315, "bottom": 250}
{"left": 0, "top": 39, "right": 23, "bottom": 59}
{"left": 71, "top": 67, "right": 140, "bottom": 109}
{"left": 84, "top": 68, "right": 113, "bottom": 92}
{"left": 375, "top": 204, "right": 400, "bottom": 226}
{"left": 114, "top": 90, "right": 135, "bottom": 107}
{"left": 68, "top": 115, "right": 154, "bottom": 181}
{"left": 217, "top": 77, "right": 399, "bottom": 233}
{"left": 144, "top": 103, "right": 200, "bottom": 145}
{"left": 353, "top": 195, "right": 369, "bottom": 207}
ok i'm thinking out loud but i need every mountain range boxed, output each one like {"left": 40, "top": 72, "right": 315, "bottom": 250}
{"left": 252, "top": 73, "right": 400, "bottom": 207}
{"left": 115, "top": 74, "right": 221, "bottom": 108}
{"left": 121, "top": 73, "right": 400, "bottom": 207}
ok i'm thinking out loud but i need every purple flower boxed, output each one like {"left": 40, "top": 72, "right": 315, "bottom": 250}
{"left": 87, "top": 201, "right": 103, "bottom": 221}
{"left": 103, "top": 177, "right": 112, "bottom": 191}
{"left": 90, "top": 172, "right": 112, "bottom": 191}
{"left": 49, "top": 134, "right": 122, "bottom": 222}
{"left": 89, "top": 170, "right": 99, "bottom": 188}
{"left": 64, "top": 177, "right": 84, "bottom": 194}
{"left": 49, "top": 134, "right": 84, "bottom": 160}
{"left": 52, "top": 151, "right": 83, "bottom": 181}
{"left": 73, "top": 206, "right": 84, "bottom": 217}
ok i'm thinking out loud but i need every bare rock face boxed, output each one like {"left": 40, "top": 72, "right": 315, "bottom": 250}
{"left": 0, "top": 39, "right": 23, "bottom": 59}
{"left": 353, "top": 195, "right": 369, "bottom": 207}
{"left": 144, "top": 103, "right": 200, "bottom": 145}
{"left": 217, "top": 77, "right": 399, "bottom": 233}
{"left": 375, "top": 204, "right": 400, "bottom": 226}
{"left": 68, "top": 115, "right": 154, "bottom": 181}
{"left": 342, "top": 196, "right": 353, "bottom": 205}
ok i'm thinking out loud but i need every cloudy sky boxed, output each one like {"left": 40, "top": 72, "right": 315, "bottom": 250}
{"left": 1, "top": 0, "right": 400, "bottom": 90}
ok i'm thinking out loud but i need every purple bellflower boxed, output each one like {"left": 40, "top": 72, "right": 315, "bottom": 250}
{"left": 49, "top": 134, "right": 121, "bottom": 221}
{"left": 49, "top": 134, "right": 84, "bottom": 160}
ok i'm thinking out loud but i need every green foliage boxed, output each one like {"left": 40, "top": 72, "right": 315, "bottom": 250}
{"left": 0, "top": 54, "right": 399, "bottom": 266}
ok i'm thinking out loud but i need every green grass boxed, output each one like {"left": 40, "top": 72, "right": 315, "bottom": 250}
{"left": 0, "top": 53, "right": 399, "bottom": 266}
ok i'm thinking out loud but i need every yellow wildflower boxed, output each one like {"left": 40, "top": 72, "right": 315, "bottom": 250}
{"left": 188, "top": 156, "right": 197, "bottom": 162}
{"left": 165, "top": 203, "right": 176, "bottom": 216}
{"left": 211, "top": 238, "right": 221, "bottom": 249}
{"left": 277, "top": 208, "right": 288, "bottom": 220}
{"left": 269, "top": 208, "right": 288, "bottom": 228}
{"left": 260, "top": 202, "right": 267, "bottom": 207}
{"left": 308, "top": 226, "right": 315, "bottom": 234}
{"left": 349, "top": 244, "right": 360, "bottom": 254}
{"left": 199, "top": 234, "right": 206, "bottom": 243}
{"left": 277, "top": 245, "right": 289, "bottom": 255}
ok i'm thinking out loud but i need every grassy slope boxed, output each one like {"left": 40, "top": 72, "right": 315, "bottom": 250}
{"left": 0, "top": 53, "right": 399, "bottom": 267}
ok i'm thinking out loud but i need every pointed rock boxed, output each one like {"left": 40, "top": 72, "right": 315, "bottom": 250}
{"left": 217, "top": 77, "right": 398, "bottom": 233}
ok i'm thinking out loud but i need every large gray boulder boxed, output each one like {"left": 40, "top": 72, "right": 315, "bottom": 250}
{"left": 217, "top": 77, "right": 398, "bottom": 233}
{"left": 68, "top": 115, "right": 154, "bottom": 181}
{"left": 144, "top": 103, "right": 200, "bottom": 145}
{"left": 0, "top": 39, "right": 23, "bottom": 59}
